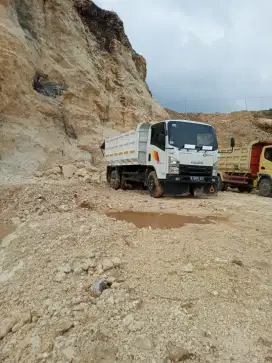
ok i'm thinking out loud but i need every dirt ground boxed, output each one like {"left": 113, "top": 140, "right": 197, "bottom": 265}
{"left": 0, "top": 177, "right": 272, "bottom": 363}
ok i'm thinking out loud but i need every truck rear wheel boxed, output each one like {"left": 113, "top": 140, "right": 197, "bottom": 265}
{"left": 147, "top": 171, "right": 163, "bottom": 198}
{"left": 258, "top": 178, "right": 272, "bottom": 197}
{"left": 120, "top": 175, "right": 128, "bottom": 190}
{"left": 110, "top": 170, "right": 121, "bottom": 190}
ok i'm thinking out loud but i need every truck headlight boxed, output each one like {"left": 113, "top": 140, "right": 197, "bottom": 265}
{"left": 169, "top": 157, "right": 179, "bottom": 174}
{"left": 212, "top": 162, "right": 218, "bottom": 177}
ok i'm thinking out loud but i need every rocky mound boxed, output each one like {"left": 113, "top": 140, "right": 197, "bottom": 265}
{"left": 166, "top": 109, "right": 272, "bottom": 147}
{"left": 0, "top": 0, "right": 168, "bottom": 176}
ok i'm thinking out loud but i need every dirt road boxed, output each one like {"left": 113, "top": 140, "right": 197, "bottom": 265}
{"left": 0, "top": 178, "right": 271, "bottom": 363}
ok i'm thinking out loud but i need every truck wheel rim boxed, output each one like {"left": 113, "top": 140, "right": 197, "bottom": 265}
{"left": 148, "top": 179, "right": 155, "bottom": 193}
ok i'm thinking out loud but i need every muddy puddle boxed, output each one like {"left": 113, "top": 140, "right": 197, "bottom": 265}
{"left": 0, "top": 222, "right": 15, "bottom": 242}
{"left": 106, "top": 211, "right": 226, "bottom": 229}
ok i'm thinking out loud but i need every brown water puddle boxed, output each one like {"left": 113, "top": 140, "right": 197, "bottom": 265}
{"left": 0, "top": 222, "right": 15, "bottom": 242}
{"left": 106, "top": 211, "right": 226, "bottom": 229}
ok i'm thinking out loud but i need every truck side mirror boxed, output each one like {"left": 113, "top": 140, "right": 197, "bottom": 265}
{"left": 230, "top": 136, "right": 235, "bottom": 149}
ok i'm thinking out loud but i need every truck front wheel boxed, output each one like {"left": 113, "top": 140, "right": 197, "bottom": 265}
{"left": 258, "top": 178, "right": 272, "bottom": 197}
{"left": 110, "top": 170, "right": 121, "bottom": 190}
{"left": 147, "top": 171, "right": 163, "bottom": 198}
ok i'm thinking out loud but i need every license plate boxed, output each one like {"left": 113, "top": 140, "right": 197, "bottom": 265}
{"left": 190, "top": 176, "right": 204, "bottom": 182}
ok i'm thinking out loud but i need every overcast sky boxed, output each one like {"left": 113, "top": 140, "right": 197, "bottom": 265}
{"left": 95, "top": 0, "right": 272, "bottom": 112}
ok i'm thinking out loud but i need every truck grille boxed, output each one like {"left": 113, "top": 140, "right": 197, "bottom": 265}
{"left": 179, "top": 165, "right": 213, "bottom": 176}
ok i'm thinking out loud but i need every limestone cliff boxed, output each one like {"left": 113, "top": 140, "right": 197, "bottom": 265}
{"left": 0, "top": 0, "right": 168, "bottom": 174}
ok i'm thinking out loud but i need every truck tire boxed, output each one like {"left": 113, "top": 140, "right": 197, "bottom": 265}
{"left": 110, "top": 170, "right": 121, "bottom": 190}
{"left": 120, "top": 175, "right": 127, "bottom": 190}
{"left": 258, "top": 178, "right": 272, "bottom": 197}
{"left": 217, "top": 175, "right": 226, "bottom": 192}
{"left": 147, "top": 171, "right": 163, "bottom": 198}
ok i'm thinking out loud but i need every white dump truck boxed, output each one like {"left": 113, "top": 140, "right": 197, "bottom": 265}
{"left": 100, "top": 119, "right": 224, "bottom": 198}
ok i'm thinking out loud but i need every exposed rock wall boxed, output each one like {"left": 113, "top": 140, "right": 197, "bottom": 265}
{"left": 0, "top": 0, "right": 168, "bottom": 174}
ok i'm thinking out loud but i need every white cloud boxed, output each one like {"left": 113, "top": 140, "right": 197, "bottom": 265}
{"left": 95, "top": 0, "right": 272, "bottom": 112}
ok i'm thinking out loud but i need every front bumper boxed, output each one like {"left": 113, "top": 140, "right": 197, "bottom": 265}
{"left": 159, "top": 175, "right": 218, "bottom": 196}
{"left": 165, "top": 174, "right": 218, "bottom": 184}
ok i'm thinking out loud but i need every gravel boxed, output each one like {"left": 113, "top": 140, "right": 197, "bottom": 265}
{"left": 0, "top": 177, "right": 271, "bottom": 362}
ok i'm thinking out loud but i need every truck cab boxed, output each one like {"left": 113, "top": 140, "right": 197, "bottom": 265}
{"left": 144, "top": 119, "right": 219, "bottom": 196}
{"left": 258, "top": 145, "right": 272, "bottom": 197}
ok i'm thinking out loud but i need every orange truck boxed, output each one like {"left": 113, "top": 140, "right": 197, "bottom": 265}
{"left": 217, "top": 140, "right": 272, "bottom": 197}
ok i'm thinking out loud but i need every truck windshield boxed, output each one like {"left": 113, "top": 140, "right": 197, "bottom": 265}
{"left": 168, "top": 121, "right": 218, "bottom": 150}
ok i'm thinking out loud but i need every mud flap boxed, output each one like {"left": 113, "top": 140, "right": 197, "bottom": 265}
{"left": 207, "top": 184, "right": 218, "bottom": 196}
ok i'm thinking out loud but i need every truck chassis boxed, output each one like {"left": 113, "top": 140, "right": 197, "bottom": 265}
{"left": 107, "top": 165, "right": 217, "bottom": 198}
{"left": 218, "top": 172, "right": 254, "bottom": 193}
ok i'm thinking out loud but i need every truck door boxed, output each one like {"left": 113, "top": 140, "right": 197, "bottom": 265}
{"left": 147, "top": 122, "right": 167, "bottom": 179}
{"left": 260, "top": 146, "right": 272, "bottom": 177}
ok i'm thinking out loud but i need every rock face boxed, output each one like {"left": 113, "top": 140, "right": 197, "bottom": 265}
{"left": 0, "top": 0, "right": 168, "bottom": 174}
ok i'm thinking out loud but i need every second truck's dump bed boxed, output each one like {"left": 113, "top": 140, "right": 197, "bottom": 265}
{"left": 218, "top": 140, "right": 272, "bottom": 175}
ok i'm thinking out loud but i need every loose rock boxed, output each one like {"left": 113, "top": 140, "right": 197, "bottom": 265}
{"left": 128, "top": 320, "right": 144, "bottom": 332}
{"left": 102, "top": 258, "right": 114, "bottom": 271}
{"left": 81, "top": 261, "right": 90, "bottom": 271}
{"left": 76, "top": 168, "right": 89, "bottom": 177}
{"left": 31, "top": 309, "right": 43, "bottom": 323}
{"left": 44, "top": 166, "right": 61, "bottom": 176}
{"left": 215, "top": 258, "right": 229, "bottom": 264}
{"left": 135, "top": 335, "right": 155, "bottom": 350}
{"left": 57, "top": 205, "right": 70, "bottom": 212}
{"left": 90, "top": 173, "right": 101, "bottom": 183}
{"left": 181, "top": 263, "right": 194, "bottom": 273}
{"left": 62, "top": 164, "right": 77, "bottom": 178}
{"left": 34, "top": 171, "right": 44, "bottom": 177}
{"left": 112, "top": 257, "right": 122, "bottom": 267}
{"left": 167, "top": 344, "right": 192, "bottom": 362}
{"left": 123, "top": 314, "right": 134, "bottom": 326}
{"left": 54, "top": 319, "right": 74, "bottom": 337}
{"left": 0, "top": 318, "right": 16, "bottom": 339}
{"left": 86, "top": 165, "right": 99, "bottom": 173}
{"left": 62, "top": 347, "right": 76, "bottom": 360}
{"left": 79, "top": 200, "right": 95, "bottom": 209}
{"left": 54, "top": 271, "right": 66, "bottom": 282}
{"left": 58, "top": 263, "right": 72, "bottom": 274}
{"left": 90, "top": 277, "right": 111, "bottom": 297}
{"left": 1, "top": 233, "right": 17, "bottom": 248}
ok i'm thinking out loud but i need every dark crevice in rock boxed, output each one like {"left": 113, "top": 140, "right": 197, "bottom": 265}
{"left": 63, "top": 120, "right": 77, "bottom": 140}
{"left": 55, "top": 107, "right": 78, "bottom": 140}
{"left": 61, "top": 114, "right": 77, "bottom": 139}
{"left": 33, "top": 73, "right": 68, "bottom": 98}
